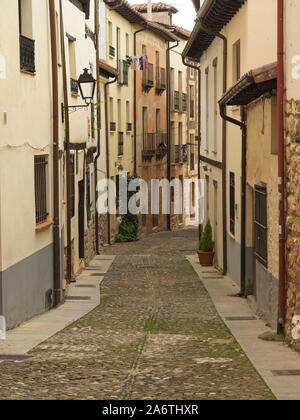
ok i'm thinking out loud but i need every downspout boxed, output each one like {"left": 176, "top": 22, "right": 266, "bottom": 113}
{"left": 49, "top": 0, "right": 62, "bottom": 306}
{"left": 133, "top": 28, "right": 146, "bottom": 175}
{"left": 220, "top": 103, "right": 246, "bottom": 295}
{"left": 105, "top": 76, "right": 117, "bottom": 245}
{"left": 277, "top": 0, "right": 286, "bottom": 334}
{"left": 198, "top": 18, "right": 228, "bottom": 275}
{"left": 94, "top": 0, "right": 101, "bottom": 254}
{"left": 59, "top": 0, "right": 72, "bottom": 281}
{"left": 166, "top": 40, "right": 179, "bottom": 231}
{"left": 182, "top": 56, "right": 202, "bottom": 241}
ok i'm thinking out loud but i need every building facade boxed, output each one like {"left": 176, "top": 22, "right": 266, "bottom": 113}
{"left": 183, "top": 0, "right": 278, "bottom": 327}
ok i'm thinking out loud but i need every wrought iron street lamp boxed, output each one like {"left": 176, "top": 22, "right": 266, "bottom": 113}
{"left": 77, "top": 68, "right": 96, "bottom": 105}
{"left": 62, "top": 68, "right": 96, "bottom": 118}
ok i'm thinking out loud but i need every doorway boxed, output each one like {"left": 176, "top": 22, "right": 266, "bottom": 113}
{"left": 78, "top": 180, "right": 85, "bottom": 259}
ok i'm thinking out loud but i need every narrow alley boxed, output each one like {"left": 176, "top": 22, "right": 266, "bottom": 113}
{"left": 0, "top": 230, "right": 274, "bottom": 400}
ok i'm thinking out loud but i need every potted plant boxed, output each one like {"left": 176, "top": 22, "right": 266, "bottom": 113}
{"left": 197, "top": 219, "right": 215, "bottom": 266}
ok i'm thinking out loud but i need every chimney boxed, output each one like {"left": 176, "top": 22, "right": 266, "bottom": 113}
{"left": 147, "top": 0, "right": 152, "bottom": 20}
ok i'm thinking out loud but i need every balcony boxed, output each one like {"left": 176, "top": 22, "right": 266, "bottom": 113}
{"left": 142, "top": 133, "right": 155, "bottom": 160}
{"left": 110, "top": 122, "right": 116, "bottom": 132}
{"left": 171, "top": 144, "right": 182, "bottom": 164}
{"left": 70, "top": 78, "right": 79, "bottom": 94}
{"left": 20, "top": 35, "right": 35, "bottom": 73}
{"left": 155, "top": 67, "right": 166, "bottom": 94}
{"left": 156, "top": 133, "right": 168, "bottom": 159}
{"left": 142, "top": 63, "right": 154, "bottom": 92}
{"left": 109, "top": 45, "right": 115, "bottom": 57}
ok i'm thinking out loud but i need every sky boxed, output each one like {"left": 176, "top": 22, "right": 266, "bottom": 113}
{"left": 129, "top": 0, "right": 197, "bottom": 31}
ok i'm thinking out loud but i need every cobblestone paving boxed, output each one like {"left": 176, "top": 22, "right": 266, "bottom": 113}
{"left": 0, "top": 229, "right": 275, "bottom": 400}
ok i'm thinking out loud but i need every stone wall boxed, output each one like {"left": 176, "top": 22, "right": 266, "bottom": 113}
{"left": 285, "top": 99, "right": 300, "bottom": 347}
{"left": 84, "top": 219, "right": 95, "bottom": 266}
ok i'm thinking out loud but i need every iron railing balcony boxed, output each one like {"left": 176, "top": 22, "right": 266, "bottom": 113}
{"left": 142, "top": 63, "right": 154, "bottom": 90}
{"left": 142, "top": 133, "right": 155, "bottom": 158}
{"left": 110, "top": 122, "right": 116, "bottom": 132}
{"left": 109, "top": 45, "right": 115, "bottom": 57}
{"left": 155, "top": 67, "right": 166, "bottom": 93}
{"left": 20, "top": 35, "right": 35, "bottom": 73}
{"left": 156, "top": 132, "right": 168, "bottom": 158}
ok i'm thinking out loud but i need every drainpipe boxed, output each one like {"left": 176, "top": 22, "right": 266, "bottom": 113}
{"left": 198, "top": 19, "right": 228, "bottom": 275}
{"left": 105, "top": 76, "right": 117, "bottom": 245}
{"left": 182, "top": 56, "right": 202, "bottom": 242}
{"left": 277, "top": 0, "right": 286, "bottom": 334}
{"left": 133, "top": 28, "right": 146, "bottom": 175}
{"left": 59, "top": 0, "right": 72, "bottom": 281}
{"left": 220, "top": 104, "right": 246, "bottom": 295}
{"left": 94, "top": 0, "right": 101, "bottom": 254}
{"left": 49, "top": 0, "right": 62, "bottom": 306}
{"left": 167, "top": 40, "right": 179, "bottom": 231}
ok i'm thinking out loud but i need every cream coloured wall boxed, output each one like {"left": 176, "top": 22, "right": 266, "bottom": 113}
{"left": 246, "top": 96, "right": 278, "bottom": 280}
{"left": 0, "top": 0, "right": 53, "bottom": 271}
{"left": 105, "top": 7, "right": 134, "bottom": 181}
{"left": 221, "top": 0, "right": 277, "bottom": 244}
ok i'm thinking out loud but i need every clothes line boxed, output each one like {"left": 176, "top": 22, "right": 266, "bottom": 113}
{"left": 127, "top": 55, "right": 149, "bottom": 70}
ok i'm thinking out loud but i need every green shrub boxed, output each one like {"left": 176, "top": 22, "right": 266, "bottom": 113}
{"left": 115, "top": 174, "right": 139, "bottom": 243}
{"left": 199, "top": 219, "right": 215, "bottom": 252}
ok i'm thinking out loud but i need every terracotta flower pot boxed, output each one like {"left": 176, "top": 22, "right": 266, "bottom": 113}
{"left": 197, "top": 250, "right": 215, "bottom": 267}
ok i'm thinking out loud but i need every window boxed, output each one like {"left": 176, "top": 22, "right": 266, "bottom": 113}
{"left": 178, "top": 71, "right": 182, "bottom": 94}
{"left": 116, "top": 27, "right": 120, "bottom": 63}
{"left": 126, "top": 101, "right": 131, "bottom": 130}
{"left": 213, "top": 58, "right": 218, "bottom": 152}
{"left": 109, "top": 97, "right": 115, "bottom": 131}
{"left": 19, "top": 0, "right": 35, "bottom": 73}
{"left": 68, "top": 37, "right": 77, "bottom": 93}
{"left": 205, "top": 67, "right": 209, "bottom": 150}
{"left": 205, "top": 176, "right": 209, "bottom": 220}
{"left": 86, "top": 166, "right": 91, "bottom": 222}
{"left": 155, "top": 51, "right": 160, "bottom": 87}
{"left": 178, "top": 122, "right": 183, "bottom": 148}
{"left": 254, "top": 185, "right": 268, "bottom": 266}
{"left": 189, "top": 85, "right": 195, "bottom": 119}
{"left": 118, "top": 100, "right": 124, "bottom": 154}
{"left": 118, "top": 99, "right": 122, "bottom": 130}
{"left": 34, "top": 156, "right": 48, "bottom": 224}
{"left": 56, "top": 12, "right": 61, "bottom": 65}
{"left": 233, "top": 40, "right": 241, "bottom": 82}
{"left": 125, "top": 33, "right": 129, "bottom": 57}
{"left": 123, "top": 60, "right": 129, "bottom": 86}
{"left": 156, "top": 108, "right": 161, "bottom": 147}
{"left": 229, "top": 172, "right": 235, "bottom": 235}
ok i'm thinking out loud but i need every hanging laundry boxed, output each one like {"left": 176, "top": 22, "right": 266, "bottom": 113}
{"left": 138, "top": 56, "right": 144, "bottom": 71}
{"left": 145, "top": 55, "right": 149, "bottom": 69}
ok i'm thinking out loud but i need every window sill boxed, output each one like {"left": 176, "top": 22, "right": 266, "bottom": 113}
{"left": 20, "top": 69, "right": 36, "bottom": 76}
{"left": 36, "top": 220, "right": 54, "bottom": 232}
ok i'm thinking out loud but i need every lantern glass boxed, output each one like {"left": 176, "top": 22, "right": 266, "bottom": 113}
{"left": 77, "top": 68, "right": 96, "bottom": 103}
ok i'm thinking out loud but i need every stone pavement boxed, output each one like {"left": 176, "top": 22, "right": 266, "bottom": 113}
{"left": 188, "top": 254, "right": 300, "bottom": 401}
{"left": 0, "top": 229, "right": 275, "bottom": 400}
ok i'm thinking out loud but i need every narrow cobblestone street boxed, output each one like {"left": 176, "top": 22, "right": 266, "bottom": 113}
{"left": 0, "top": 229, "right": 274, "bottom": 400}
